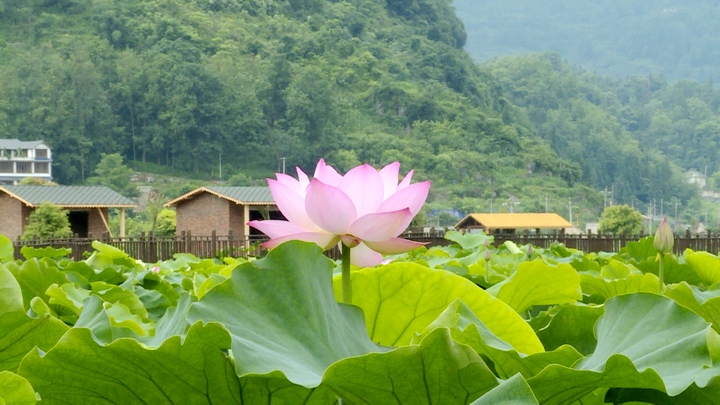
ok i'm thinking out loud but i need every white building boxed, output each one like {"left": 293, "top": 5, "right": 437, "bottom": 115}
{"left": 0, "top": 139, "right": 52, "bottom": 185}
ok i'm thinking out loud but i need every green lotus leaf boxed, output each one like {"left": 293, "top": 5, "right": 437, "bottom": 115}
{"left": 324, "top": 328, "right": 498, "bottom": 404}
{"left": 333, "top": 262, "right": 543, "bottom": 354}
{"left": 44, "top": 283, "right": 90, "bottom": 324}
{"left": 535, "top": 304, "right": 603, "bottom": 355}
{"left": 528, "top": 293, "right": 712, "bottom": 403}
{"left": 0, "top": 371, "right": 37, "bottom": 405}
{"left": 188, "top": 241, "right": 382, "bottom": 388}
{"left": 0, "top": 264, "right": 68, "bottom": 372}
{"left": 19, "top": 246, "right": 71, "bottom": 260}
{"left": 664, "top": 282, "right": 720, "bottom": 333}
{"left": 470, "top": 373, "right": 539, "bottom": 405}
{"left": 488, "top": 259, "right": 582, "bottom": 314}
{"left": 18, "top": 322, "right": 241, "bottom": 404}
{"left": 445, "top": 230, "right": 493, "bottom": 250}
{"left": 91, "top": 281, "right": 149, "bottom": 320}
{"left": 580, "top": 270, "right": 659, "bottom": 303}
{"left": 414, "top": 300, "right": 582, "bottom": 379}
{"left": 238, "top": 372, "right": 337, "bottom": 404}
{"left": 619, "top": 236, "right": 657, "bottom": 262}
{"left": 5, "top": 259, "right": 67, "bottom": 310}
{"left": 685, "top": 250, "right": 720, "bottom": 286}
{"left": 0, "top": 235, "right": 13, "bottom": 263}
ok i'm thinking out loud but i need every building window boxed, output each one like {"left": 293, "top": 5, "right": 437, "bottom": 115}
{"left": 35, "top": 149, "right": 48, "bottom": 158}
{"left": 14, "top": 149, "right": 28, "bottom": 158}
{"left": 16, "top": 162, "right": 31, "bottom": 174}
{"left": 34, "top": 162, "right": 49, "bottom": 174}
{"left": 0, "top": 162, "right": 11, "bottom": 173}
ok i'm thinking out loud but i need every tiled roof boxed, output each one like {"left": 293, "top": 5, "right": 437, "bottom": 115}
{"left": 0, "top": 139, "right": 47, "bottom": 149}
{"left": 456, "top": 213, "right": 573, "bottom": 229}
{"left": 0, "top": 185, "right": 136, "bottom": 207}
{"left": 164, "top": 186, "right": 275, "bottom": 207}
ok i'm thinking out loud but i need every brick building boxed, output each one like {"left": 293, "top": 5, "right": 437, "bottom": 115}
{"left": 164, "top": 186, "right": 281, "bottom": 238}
{"left": 0, "top": 185, "right": 136, "bottom": 240}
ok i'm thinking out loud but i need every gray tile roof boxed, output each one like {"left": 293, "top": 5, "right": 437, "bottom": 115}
{"left": 164, "top": 186, "right": 275, "bottom": 207}
{"left": 1, "top": 185, "right": 136, "bottom": 207}
{"left": 0, "top": 139, "right": 47, "bottom": 149}
{"left": 206, "top": 187, "right": 274, "bottom": 203}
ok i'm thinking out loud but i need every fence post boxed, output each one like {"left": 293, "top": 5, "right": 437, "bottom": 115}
{"left": 228, "top": 229, "right": 235, "bottom": 256}
{"left": 186, "top": 230, "right": 192, "bottom": 255}
{"left": 211, "top": 230, "right": 217, "bottom": 259}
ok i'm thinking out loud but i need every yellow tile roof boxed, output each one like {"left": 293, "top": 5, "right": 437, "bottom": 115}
{"left": 455, "top": 213, "right": 572, "bottom": 229}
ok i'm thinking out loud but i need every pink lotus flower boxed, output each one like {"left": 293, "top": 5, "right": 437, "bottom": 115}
{"left": 249, "top": 159, "right": 430, "bottom": 267}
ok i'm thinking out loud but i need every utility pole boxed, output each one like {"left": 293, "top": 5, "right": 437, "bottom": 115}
{"left": 603, "top": 188, "right": 607, "bottom": 209}
{"left": 569, "top": 197, "right": 573, "bottom": 225}
{"left": 648, "top": 203, "right": 653, "bottom": 233}
{"left": 219, "top": 152, "right": 222, "bottom": 181}
{"left": 611, "top": 183, "right": 615, "bottom": 205}
{"left": 281, "top": 157, "right": 286, "bottom": 174}
{"left": 675, "top": 200, "right": 679, "bottom": 228}
{"left": 660, "top": 198, "right": 663, "bottom": 218}
{"left": 545, "top": 194, "right": 549, "bottom": 213}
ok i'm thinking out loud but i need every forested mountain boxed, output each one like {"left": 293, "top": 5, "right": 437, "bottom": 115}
{"left": 455, "top": 0, "right": 720, "bottom": 83}
{"left": 0, "top": 0, "right": 705, "bottom": 225}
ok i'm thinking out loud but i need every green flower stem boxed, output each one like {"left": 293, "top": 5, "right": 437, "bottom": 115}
{"left": 342, "top": 244, "right": 352, "bottom": 304}
{"left": 658, "top": 253, "right": 665, "bottom": 290}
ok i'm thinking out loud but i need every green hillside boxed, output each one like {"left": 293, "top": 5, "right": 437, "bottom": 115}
{"left": 0, "top": 0, "right": 703, "bottom": 226}
{"left": 454, "top": 0, "right": 720, "bottom": 82}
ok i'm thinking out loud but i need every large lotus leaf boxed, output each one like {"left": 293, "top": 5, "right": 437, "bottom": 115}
{"left": 324, "top": 328, "right": 498, "bottom": 404}
{"left": 580, "top": 271, "right": 659, "bottom": 303}
{"left": 445, "top": 230, "right": 493, "bottom": 250}
{"left": 528, "top": 293, "right": 712, "bottom": 403}
{"left": 631, "top": 251, "right": 702, "bottom": 286}
{"left": 44, "top": 283, "right": 89, "bottom": 324}
{"left": 619, "top": 236, "right": 657, "bottom": 262}
{"left": 470, "top": 373, "right": 539, "bottom": 405}
{"left": 0, "top": 371, "right": 36, "bottom": 405}
{"left": 0, "top": 264, "right": 68, "bottom": 373}
{"left": 685, "top": 250, "right": 720, "bottom": 286}
{"left": 535, "top": 304, "right": 603, "bottom": 354}
{"left": 414, "top": 300, "right": 582, "bottom": 379}
{"left": 19, "top": 246, "right": 71, "bottom": 260}
{"left": 188, "top": 241, "right": 382, "bottom": 388}
{"left": 332, "top": 262, "right": 543, "bottom": 354}
{"left": 18, "top": 322, "right": 242, "bottom": 404}
{"left": 0, "top": 235, "right": 12, "bottom": 263}
{"left": 487, "top": 259, "right": 582, "bottom": 314}
{"left": 664, "top": 282, "right": 720, "bottom": 333}
{"left": 5, "top": 259, "right": 67, "bottom": 310}
{"left": 238, "top": 372, "right": 337, "bottom": 404}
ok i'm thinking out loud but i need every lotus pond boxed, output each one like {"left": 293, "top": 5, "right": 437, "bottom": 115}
{"left": 3, "top": 231, "right": 720, "bottom": 404}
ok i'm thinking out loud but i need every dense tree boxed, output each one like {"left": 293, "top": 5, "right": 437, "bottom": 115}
{"left": 86, "top": 153, "right": 139, "bottom": 198}
{"left": 22, "top": 203, "right": 72, "bottom": 240}
{"left": 598, "top": 205, "right": 644, "bottom": 235}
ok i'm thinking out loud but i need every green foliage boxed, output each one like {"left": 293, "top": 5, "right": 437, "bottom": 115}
{"left": 21, "top": 203, "right": 72, "bottom": 241}
{"left": 599, "top": 204, "right": 644, "bottom": 234}
{"left": 154, "top": 209, "right": 176, "bottom": 237}
{"left": 5, "top": 232, "right": 720, "bottom": 401}
{"left": 86, "top": 153, "right": 139, "bottom": 198}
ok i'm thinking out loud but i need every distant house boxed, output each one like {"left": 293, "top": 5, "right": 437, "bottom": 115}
{"left": 164, "top": 186, "right": 281, "bottom": 238}
{"left": 0, "top": 185, "right": 137, "bottom": 240}
{"left": 0, "top": 139, "right": 53, "bottom": 185}
{"left": 455, "top": 213, "right": 573, "bottom": 234}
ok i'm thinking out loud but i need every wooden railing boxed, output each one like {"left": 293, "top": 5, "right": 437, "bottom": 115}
{"left": 11, "top": 229, "right": 720, "bottom": 262}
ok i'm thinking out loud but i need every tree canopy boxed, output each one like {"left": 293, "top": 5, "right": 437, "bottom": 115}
{"left": 22, "top": 203, "right": 72, "bottom": 240}
{"left": 598, "top": 204, "right": 644, "bottom": 235}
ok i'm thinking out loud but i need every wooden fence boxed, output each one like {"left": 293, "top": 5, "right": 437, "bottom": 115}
{"left": 12, "top": 229, "right": 720, "bottom": 262}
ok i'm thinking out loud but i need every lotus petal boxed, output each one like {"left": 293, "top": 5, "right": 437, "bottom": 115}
{"left": 305, "top": 179, "right": 356, "bottom": 235}
{"left": 262, "top": 233, "right": 340, "bottom": 251}
{"left": 248, "top": 220, "right": 305, "bottom": 239}
{"left": 350, "top": 242, "right": 383, "bottom": 267}
{"left": 364, "top": 238, "right": 427, "bottom": 255}
{"left": 379, "top": 162, "right": 401, "bottom": 199}
{"left": 349, "top": 209, "right": 413, "bottom": 242}
{"left": 378, "top": 181, "right": 430, "bottom": 215}
{"left": 339, "top": 164, "right": 384, "bottom": 217}
{"left": 268, "top": 179, "right": 318, "bottom": 231}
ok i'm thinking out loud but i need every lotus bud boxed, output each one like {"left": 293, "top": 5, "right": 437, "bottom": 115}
{"left": 654, "top": 216, "right": 674, "bottom": 255}
{"left": 484, "top": 248, "right": 491, "bottom": 260}
{"left": 527, "top": 245, "right": 533, "bottom": 257}
{"left": 151, "top": 266, "right": 160, "bottom": 274}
